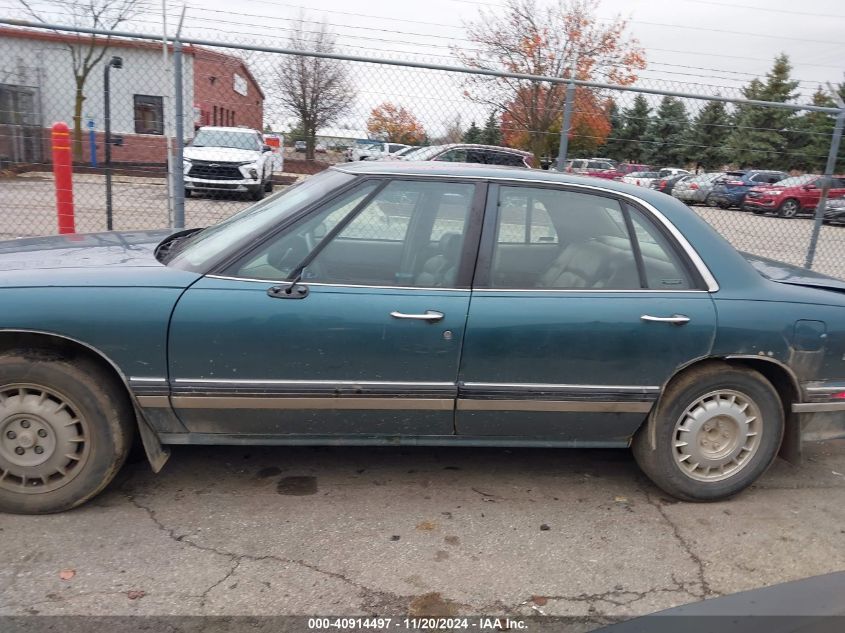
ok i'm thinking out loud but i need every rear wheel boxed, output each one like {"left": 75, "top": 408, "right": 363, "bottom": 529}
{"left": 632, "top": 364, "right": 783, "bottom": 501}
{"left": 777, "top": 198, "right": 800, "bottom": 218}
{"left": 0, "top": 351, "right": 133, "bottom": 514}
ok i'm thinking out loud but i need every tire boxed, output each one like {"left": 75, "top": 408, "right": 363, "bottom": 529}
{"left": 184, "top": 188, "right": 192, "bottom": 198}
{"left": 777, "top": 198, "right": 800, "bottom": 218}
{"left": 632, "top": 363, "right": 783, "bottom": 502}
{"left": 0, "top": 350, "right": 133, "bottom": 514}
{"left": 704, "top": 194, "right": 717, "bottom": 207}
{"left": 264, "top": 178, "right": 273, "bottom": 193}
{"left": 249, "top": 185, "right": 265, "bottom": 201}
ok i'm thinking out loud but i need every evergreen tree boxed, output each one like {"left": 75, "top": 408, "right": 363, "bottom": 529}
{"left": 481, "top": 111, "right": 502, "bottom": 146}
{"left": 463, "top": 120, "right": 482, "bottom": 143}
{"left": 726, "top": 54, "right": 799, "bottom": 170}
{"left": 616, "top": 94, "right": 651, "bottom": 162}
{"left": 789, "top": 87, "right": 835, "bottom": 172}
{"left": 685, "top": 99, "right": 731, "bottom": 170}
{"left": 602, "top": 99, "right": 625, "bottom": 161}
{"left": 642, "top": 96, "right": 689, "bottom": 166}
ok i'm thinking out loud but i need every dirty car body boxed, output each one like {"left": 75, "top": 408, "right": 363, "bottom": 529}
{"left": 2, "top": 162, "right": 845, "bottom": 513}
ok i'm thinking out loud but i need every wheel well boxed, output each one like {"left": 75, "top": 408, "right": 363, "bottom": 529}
{"left": 0, "top": 331, "right": 135, "bottom": 414}
{"left": 646, "top": 356, "right": 799, "bottom": 459}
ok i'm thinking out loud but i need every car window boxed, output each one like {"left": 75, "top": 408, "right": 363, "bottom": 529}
{"left": 627, "top": 207, "right": 693, "bottom": 290}
{"left": 233, "top": 180, "right": 475, "bottom": 287}
{"left": 388, "top": 144, "right": 405, "bottom": 153}
{"left": 490, "top": 187, "right": 639, "bottom": 289}
{"left": 487, "top": 151, "right": 525, "bottom": 167}
{"left": 435, "top": 149, "right": 468, "bottom": 163}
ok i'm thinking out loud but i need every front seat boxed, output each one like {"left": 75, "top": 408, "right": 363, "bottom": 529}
{"left": 415, "top": 232, "right": 463, "bottom": 287}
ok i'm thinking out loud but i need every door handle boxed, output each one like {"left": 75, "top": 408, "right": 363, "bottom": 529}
{"left": 641, "top": 314, "right": 690, "bottom": 325}
{"left": 390, "top": 310, "right": 444, "bottom": 322}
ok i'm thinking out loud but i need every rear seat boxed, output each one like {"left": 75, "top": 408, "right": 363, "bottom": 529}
{"left": 539, "top": 235, "right": 681, "bottom": 289}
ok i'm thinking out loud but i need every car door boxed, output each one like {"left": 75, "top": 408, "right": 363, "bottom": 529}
{"left": 167, "top": 177, "right": 485, "bottom": 436}
{"left": 455, "top": 183, "right": 717, "bottom": 443}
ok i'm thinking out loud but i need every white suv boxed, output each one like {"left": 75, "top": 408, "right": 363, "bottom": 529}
{"left": 184, "top": 126, "right": 274, "bottom": 200}
{"left": 346, "top": 141, "right": 410, "bottom": 161}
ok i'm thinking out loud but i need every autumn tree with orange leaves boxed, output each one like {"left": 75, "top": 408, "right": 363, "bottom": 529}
{"left": 367, "top": 103, "right": 427, "bottom": 145}
{"left": 456, "top": 0, "right": 645, "bottom": 161}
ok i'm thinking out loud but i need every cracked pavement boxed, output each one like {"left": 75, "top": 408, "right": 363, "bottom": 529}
{"left": 0, "top": 441, "right": 843, "bottom": 619}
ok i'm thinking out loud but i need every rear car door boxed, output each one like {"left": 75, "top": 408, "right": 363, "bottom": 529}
{"left": 168, "top": 177, "right": 485, "bottom": 437}
{"left": 456, "top": 183, "right": 717, "bottom": 442}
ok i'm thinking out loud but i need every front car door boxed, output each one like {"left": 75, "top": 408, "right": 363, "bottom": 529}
{"left": 167, "top": 176, "right": 484, "bottom": 437}
{"left": 456, "top": 183, "right": 718, "bottom": 444}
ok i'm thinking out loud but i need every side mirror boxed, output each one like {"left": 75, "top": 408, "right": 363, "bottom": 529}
{"left": 262, "top": 144, "right": 272, "bottom": 152}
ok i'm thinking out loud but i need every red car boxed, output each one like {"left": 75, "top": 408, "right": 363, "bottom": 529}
{"left": 744, "top": 174, "right": 845, "bottom": 218}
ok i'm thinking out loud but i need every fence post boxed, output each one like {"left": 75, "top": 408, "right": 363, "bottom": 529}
{"left": 103, "top": 55, "right": 122, "bottom": 231}
{"left": 555, "top": 79, "right": 576, "bottom": 171}
{"left": 172, "top": 38, "right": 186, "bottom": 229}
{"left": 51, "top": 122, "right": 75, "bottom": 234}
{"left": 805, "top": 107, "right": 845, "bottom": 269}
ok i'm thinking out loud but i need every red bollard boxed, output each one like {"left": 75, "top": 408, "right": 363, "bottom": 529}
{"left": 51, "top": 122, "right": 75, "bottom": 234}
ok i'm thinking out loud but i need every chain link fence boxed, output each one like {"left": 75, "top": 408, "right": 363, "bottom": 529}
{"left": 1, "top": 18, "right": 844, "bottom": 276}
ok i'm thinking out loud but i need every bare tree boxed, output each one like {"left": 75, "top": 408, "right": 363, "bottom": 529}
{"left": 455, "top": 0, "right": 645, "bottom": 160}
{"left": 18, "top": 0, "right": 145, "bottom": 160}
{"left": 274, "top": 18, "right": 354, "bottom": 160}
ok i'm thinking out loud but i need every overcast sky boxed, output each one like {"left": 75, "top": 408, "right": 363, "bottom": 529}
{"left": 5, "top": 0, "right": 844, "bottom": 134}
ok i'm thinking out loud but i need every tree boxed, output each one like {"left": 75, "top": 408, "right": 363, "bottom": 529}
{"left": 17, "top": 0, "right": 144, "bottom": 160}
{"left": 615, "top": 95, "right": 651, "bottom": 162}
{"left": 481, "top": 111, "right": 502, "bottom": 146}
{"left": 602, "top": 99, "right": 625, "bottom": 160}
{"left": 684, "top": 99, "right": 731, "bottom": 170}
{"left": 274, "top": 19, "right": 354, "bottom": 159}
{"left": 455, "top": 0, "right": 645, "bottom": 160}
{"left": 367, "top": 102, "right": 426, "bottom": 145}
{"left": 788, "top": 87, "right": 845, "bottom": 172}
{"left": 726, "top": 54, "right": 799, "bottom": 170}
{"left": 642, "top": 96, "right": 689, "bottom": 166}
{"left": 463, "top": 121, "right": 482, "bottom": 143}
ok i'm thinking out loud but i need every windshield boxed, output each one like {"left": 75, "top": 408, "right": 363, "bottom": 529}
{"left": 167, "top": 170, "right": 355, "bottom": 271}
{"left": 191, "top": 129, "right": 260, "bottom": 151}
{"left": 773, "top": 174, "right": 816, "bottom": 188}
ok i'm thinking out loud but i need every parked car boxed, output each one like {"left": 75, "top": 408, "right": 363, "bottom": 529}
{"left": 399, "top": 143, "right": 535, "bottom": 168}
{"left": 4, "top": 161, "right": 845, "bottom": 513}
{"left": 823, "top": 197, "right": 845, "bottom": 225}
{"left": 315, "top": 143, "right": 327, "bottom": 154}
{"left": 657, "top": 167, "right": 690, "bottom": 178}
{"left": 672, "top": 172, "right": 726, "bottom": 205}
{"left": 557, "top": 158, "right": 616, "bottom": 176}
{"left": 650, "top": 173, "right": 690, "bottom": 196}
{"left": 621, "top": 171, "right": 661, "bottom": 187}
{"left": 183, "top": 126, "right": 274, "bottom": 201}
{"left": 294, "top": 140, "right": 306, "bottom": 152}
{"left": 706, "top": 170, "right": 787, "bottom": 209}
{"left": 346, "top": 141, "right": 410, "bottom": 161}
{"left": 745, "top": 174, "right": 845, "bottom": 218}
{"left": 610, "top": 163, "right": 652, "bottom": 180}
{"left": 387, "top": 146, "right": 420, "bottom": 160}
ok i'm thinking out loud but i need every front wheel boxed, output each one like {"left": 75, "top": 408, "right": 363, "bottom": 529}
{"left": 777, "top": 198, "right": 800, "bottom": 218}
{"left": 632, "top": 364, "right": 783, "bottom": 501}
{"left": 0, "top": 351, "right": 133, "bottom": 514}
{"left": 249, "top": 185, "right": 265, "bottom": 201}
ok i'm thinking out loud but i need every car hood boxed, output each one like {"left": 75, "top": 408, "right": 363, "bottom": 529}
{"left": 742, "top": 252, "right": 845, "bottom": 292}
{"left": 0, "top": 230, "right": 201, "bottom": 288}
{"left": 184, "top": 146, "right": 260, "bottom": 163}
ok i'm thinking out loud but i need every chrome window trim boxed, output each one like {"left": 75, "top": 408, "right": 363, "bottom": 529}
{"left": 204, "top": 275, "right": 472, "bottom": 292}
{"left": 330, "top": 170, "right": 720, "bottom": 292}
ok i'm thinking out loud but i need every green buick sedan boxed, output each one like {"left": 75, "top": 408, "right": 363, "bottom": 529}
{"left": 2, "top": 162, "right": 845, "bottom": 513}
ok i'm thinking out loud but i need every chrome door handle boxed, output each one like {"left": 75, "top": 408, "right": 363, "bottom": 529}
{"left": 390, "top": 310, "right": 444, "bottom": 322}
{"left": 641, "top": 314, "right": 690, "bottom": 325}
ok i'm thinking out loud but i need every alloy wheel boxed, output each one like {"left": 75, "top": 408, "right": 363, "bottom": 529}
{"left": 0, "top": 384, "right": 90, "bottom": 494}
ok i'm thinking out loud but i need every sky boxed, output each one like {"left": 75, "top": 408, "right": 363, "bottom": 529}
{"left": 2, "top": 0, "right": 844, "bottom": 135}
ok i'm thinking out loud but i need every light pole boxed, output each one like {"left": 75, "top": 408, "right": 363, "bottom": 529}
{"left": 104, "top": 55, "right": 123, "bottom": 231}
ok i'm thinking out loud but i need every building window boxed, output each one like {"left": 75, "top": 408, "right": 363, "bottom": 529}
{"left": 213, "top": 105, "right": 218, "bottom": 125}
{"left": 133, "top": 95, "right": 164, "bottom": 135}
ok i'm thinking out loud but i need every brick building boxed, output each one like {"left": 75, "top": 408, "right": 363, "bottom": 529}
{"left": 0, "top": 27, "right": 264, "bottom": 166}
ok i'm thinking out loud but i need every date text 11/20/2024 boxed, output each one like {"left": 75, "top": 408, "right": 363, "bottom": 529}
{"left": 307, "top": 618, "right": 528, "bottom": 630}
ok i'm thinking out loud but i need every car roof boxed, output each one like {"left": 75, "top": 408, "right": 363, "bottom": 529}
{"left": 197, "top": 126, "right": 259, "bottom": 134}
